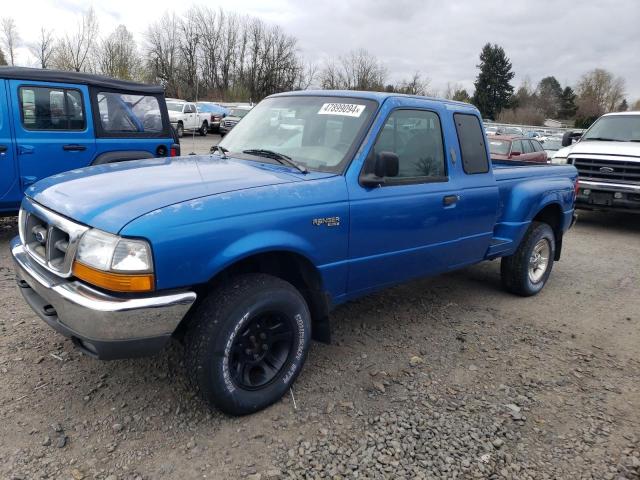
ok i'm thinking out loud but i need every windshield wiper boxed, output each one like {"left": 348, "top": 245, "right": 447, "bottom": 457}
{"left": 583, "top": 137, "right": 622, "bottom": 142}
{"left": 210, "top": 145, "right": 229, "bottom": 158}
{"left": 242, "top": 149, "right": 308, "bottom": 174}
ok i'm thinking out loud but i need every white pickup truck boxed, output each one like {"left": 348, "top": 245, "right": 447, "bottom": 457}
{"left": 554, "top": 111, "right": 640, "bottom": 213}
{"left": 165, "top": 99, "right": 208, "bottom": 137}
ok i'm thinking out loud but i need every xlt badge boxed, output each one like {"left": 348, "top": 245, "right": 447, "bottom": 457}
{"left": 312, "top": 216, "right": 340, "bottom": 227}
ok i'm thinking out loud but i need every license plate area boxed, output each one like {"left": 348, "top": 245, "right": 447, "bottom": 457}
{"left": 591, "top": 192, "right": 613, "bottom": 206}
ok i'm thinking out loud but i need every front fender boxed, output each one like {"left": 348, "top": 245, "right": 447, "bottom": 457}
{"left": 207, "top": 230, "right": 319, "bottom": 277}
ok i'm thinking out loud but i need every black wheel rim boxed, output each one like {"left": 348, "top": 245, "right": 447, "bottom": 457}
{"left": 229, "top": 312, "right": 294, "bottom": 390}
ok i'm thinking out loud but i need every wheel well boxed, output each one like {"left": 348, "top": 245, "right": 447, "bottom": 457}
{"left": 533, "top": 203, "right": 563, "bottom": 260}
{"left": 181, "top": 251, "right": 331, "bottom": 343}
{"left": 177, "top": 120, "right": 183, "bottom": 125}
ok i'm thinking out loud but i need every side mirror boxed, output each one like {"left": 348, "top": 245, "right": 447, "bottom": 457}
{"left": 562, "top": 131, "right": 582, "bottom": 147}
{"left": 510, "top": 151, "right": 521, "bottom": 157}
{"left": 361, "top": 151, "right": 399, "bottom": 187}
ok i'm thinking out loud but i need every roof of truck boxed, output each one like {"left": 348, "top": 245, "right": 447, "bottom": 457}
{"left": 0, "top": 66, "right": 164, "bottom": 94}
{"left": 269, "top": 89, "right": 476, "bottom": 110}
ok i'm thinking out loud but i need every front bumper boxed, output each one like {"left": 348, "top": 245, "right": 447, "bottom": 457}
{"left": 576, "top": 180, "right": 640, "bottom": 213}
{"left": 11, "top": 237, "right": 196, "bottom": 360}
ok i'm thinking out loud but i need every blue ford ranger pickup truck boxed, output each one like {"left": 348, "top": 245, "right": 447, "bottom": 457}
{"left": 0, "top": 67, "right": 178, "bottom": 215}
{"left": 11, "top": 91, "right": 578, "bottom": 415}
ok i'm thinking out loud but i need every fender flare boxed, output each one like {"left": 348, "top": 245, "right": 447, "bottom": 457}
{"left": 91, "top": 151, "right": 155, "bottom": 166}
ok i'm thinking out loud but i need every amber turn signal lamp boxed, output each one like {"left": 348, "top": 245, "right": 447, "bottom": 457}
{"left": 73, "top": 261, "right": 154, "bottom": 292}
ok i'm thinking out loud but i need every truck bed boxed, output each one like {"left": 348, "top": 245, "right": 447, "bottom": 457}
{"left": 486, "top": 161, "right": 578, "bottom": 259}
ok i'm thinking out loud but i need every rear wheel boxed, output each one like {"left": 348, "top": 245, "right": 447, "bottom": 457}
{"left": 501, "top": 221, "right": 555, "bottom": 296}
{"left": 199, "top": 121, "right": 208, "bottom": 136}
{"left": 184, "top": 274, "right": 311, "bottom": 415}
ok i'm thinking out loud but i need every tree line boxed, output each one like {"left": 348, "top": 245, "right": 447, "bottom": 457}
{"left": 1, "top": 9, "right": 638, "bottom": 127}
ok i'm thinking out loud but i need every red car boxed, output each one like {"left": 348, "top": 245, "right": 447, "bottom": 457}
{"left": 488, "top": 135, "right": 548, "bottom": 163}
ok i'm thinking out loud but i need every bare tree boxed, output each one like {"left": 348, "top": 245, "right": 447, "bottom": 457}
{"left": 1, "top": 17, "right": 20, "bottom": 66}
{"left": 576, "top": 68, "right": 626, "bottom": 117}
{"left": 52, "top": 7, "right": 99, "bottom": 72}
{"left": 144, "top": 13, "right": 180, "bottom": 96}
{"left": 29, "top": 27, "right": 55, "bottom": 69}
{"left": 394, "top": 72, "right": 431, "bottom": 96}
{"left": 320, "top": 49, "right": 386, "bottom": 91}
{"left": 98, "top": 25, "right": 139, "bottom": 80}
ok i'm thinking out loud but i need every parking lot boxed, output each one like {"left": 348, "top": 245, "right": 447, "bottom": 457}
{"left": 178, "top": 133, "right": 222, "bottom": 155}
{"left": 1, "top": 210, "right": 639, "bottom": 479}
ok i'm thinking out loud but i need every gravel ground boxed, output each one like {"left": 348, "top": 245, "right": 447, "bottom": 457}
{"left": 0, "top": 210, "right": 639, "bottom": 480}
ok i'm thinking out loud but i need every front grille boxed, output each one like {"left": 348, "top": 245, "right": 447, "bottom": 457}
{"left": 19, "top": 200, "right": 89, "bottom": 277}
{"left": 223, "top": 120, "right": 238, "bottom": 128}
{"left": 571, "top": 156, "right": 640, "bottom": 185}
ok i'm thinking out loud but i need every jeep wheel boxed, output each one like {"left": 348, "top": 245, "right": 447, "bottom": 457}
{"left": 501, "top": 221, "right": 555, "bottom": 297}
{"left": 199, "top": 121, "right": 208, "bottom": 136}
{"left": 184, "top": 274, "right": 311, "bottom": 415}
{"left": 176, "top": 123, "right": 184, "bottom": 138}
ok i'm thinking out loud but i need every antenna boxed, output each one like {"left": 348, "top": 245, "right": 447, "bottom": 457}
{"left": 189, "top": 34, "right": 199, "bottom": 155}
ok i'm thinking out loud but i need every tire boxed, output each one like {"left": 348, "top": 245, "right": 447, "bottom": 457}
{"left": 184, "top": 273, "right": 312, "bottom": 415}
{"left": 176, "top": 123, "right": 184, "bottom": 138}
{"left": 501, "top": 221, "right": 555, "bottom": 297}
{"left": 199, "top": 121, "right": 208, "bottom": 136}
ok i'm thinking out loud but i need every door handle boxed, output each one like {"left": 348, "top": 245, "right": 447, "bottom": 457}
{"left": 17, "top": 145, "right": 34, "bottom": 155}
{"left": 63, "top": 144, "right": 87, "bottom": 151}
{"left": 443, "top": 195, "right": 460, "bottom": 206}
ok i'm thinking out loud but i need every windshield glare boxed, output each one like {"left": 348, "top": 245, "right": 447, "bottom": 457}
{"left": 219, "top": 96, "right": 377, "bottom": 172}
{"left": 582, "top": 115, "right": 640, "bottom": 142}
{"left": 488, "top": 139, "right": 510, "bottom": 155}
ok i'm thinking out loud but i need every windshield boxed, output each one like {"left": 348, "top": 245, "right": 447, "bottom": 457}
{"left": 229, "top": 108, "right": 250, "bottom": 118}
{"left": 488, "top": 139, "right": 510, "bottom": 155}
{"left": 542, "top": 138, "right": 562, "bottom": 151}
{"left": 219, "top": 96, "right": 378, "bottom": 173}
{"left": 582, "top": 115, "right": 640, "bottom": 142}
{"left": 166, "top": 102, "right": 184, "bottom": 112}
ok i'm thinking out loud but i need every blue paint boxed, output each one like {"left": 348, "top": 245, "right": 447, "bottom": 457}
{"left": 21, "top": 91, "right": 578, "bottom": 306}
{"left": 0, "top": 73, "right": 176, "bottom": 214}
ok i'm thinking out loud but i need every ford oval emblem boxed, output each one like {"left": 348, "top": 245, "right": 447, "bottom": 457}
{"left": 599, "top": 166, "right": 614, "bottom": 174}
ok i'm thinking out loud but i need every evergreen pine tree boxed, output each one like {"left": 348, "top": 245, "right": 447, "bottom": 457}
{"left": 472, "top": 43, "right": 515, "bottom": 119}
{"left": 558, "top": 86, "right": 578, "bottom": 119}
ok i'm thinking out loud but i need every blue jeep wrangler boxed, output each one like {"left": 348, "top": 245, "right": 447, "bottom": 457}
{"left": 0, "top": 67, "right": 178, "bottom": 215}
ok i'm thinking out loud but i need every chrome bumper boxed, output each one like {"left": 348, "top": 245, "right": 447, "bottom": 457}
{"left": 11, "top": 237, "right": 196, "bottom": 359}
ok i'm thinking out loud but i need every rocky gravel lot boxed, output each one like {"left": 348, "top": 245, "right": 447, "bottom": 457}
{"left": 1, "top": 211, "right": 639, "bottom": 480}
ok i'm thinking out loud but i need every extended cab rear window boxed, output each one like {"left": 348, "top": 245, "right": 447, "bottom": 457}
{"left": 95, "top": 91, "right": 166, "bottom": 137}
{"left": 454, "top": 113, "right": 489, "bottom": 174}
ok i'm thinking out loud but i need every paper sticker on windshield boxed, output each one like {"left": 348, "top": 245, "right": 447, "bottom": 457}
{"left": 318, "top": 103, "right": 366, "bottom": 117}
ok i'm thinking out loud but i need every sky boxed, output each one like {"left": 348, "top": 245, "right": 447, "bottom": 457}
{"left": 3, "top": 0, "right": 640, "bottom": 102}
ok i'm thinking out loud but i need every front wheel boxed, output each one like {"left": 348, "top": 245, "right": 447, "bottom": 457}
{"left": 176, "top": 123, "right": 184, "bottom": 138}
{"left": 501, "top": 221, "right": 555, "bottom": 297}
{"left": 184, "top": 274, "right": 311, "bottom": 415}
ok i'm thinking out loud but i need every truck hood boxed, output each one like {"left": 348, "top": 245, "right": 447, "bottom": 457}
{"left": 26, "top": 156, "right": 305, "bottom": 233}
{"left": 562, "top": 140, "right": 640, "bottom": 158}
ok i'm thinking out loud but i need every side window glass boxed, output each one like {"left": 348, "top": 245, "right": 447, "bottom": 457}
{"left": 371, "top": 109, "right": 446, "bottom": 180}
{"left": 20, "top": 86, "right": 85, "bottom": 131}
{"left": 532, "top": 140, "right": 543, "bottom": 152}
{"left": 512, "top": 140, "right": 522, "bottom": 153}
{"left": 522, "top": 140, "right": 534, "bottom": 154}
{"left": 453, "top": 113, "right": 489, "bottom": 174}
{"left": 96, "top": 91, "right": 163, "bottom": 134}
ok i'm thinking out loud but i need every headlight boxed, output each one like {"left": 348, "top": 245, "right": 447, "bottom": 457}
{"left": 551, "top": 156, "right": 567, "bottom": 165}
{"left": 74, "top": 229, "right": 154, "bottom": 292}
